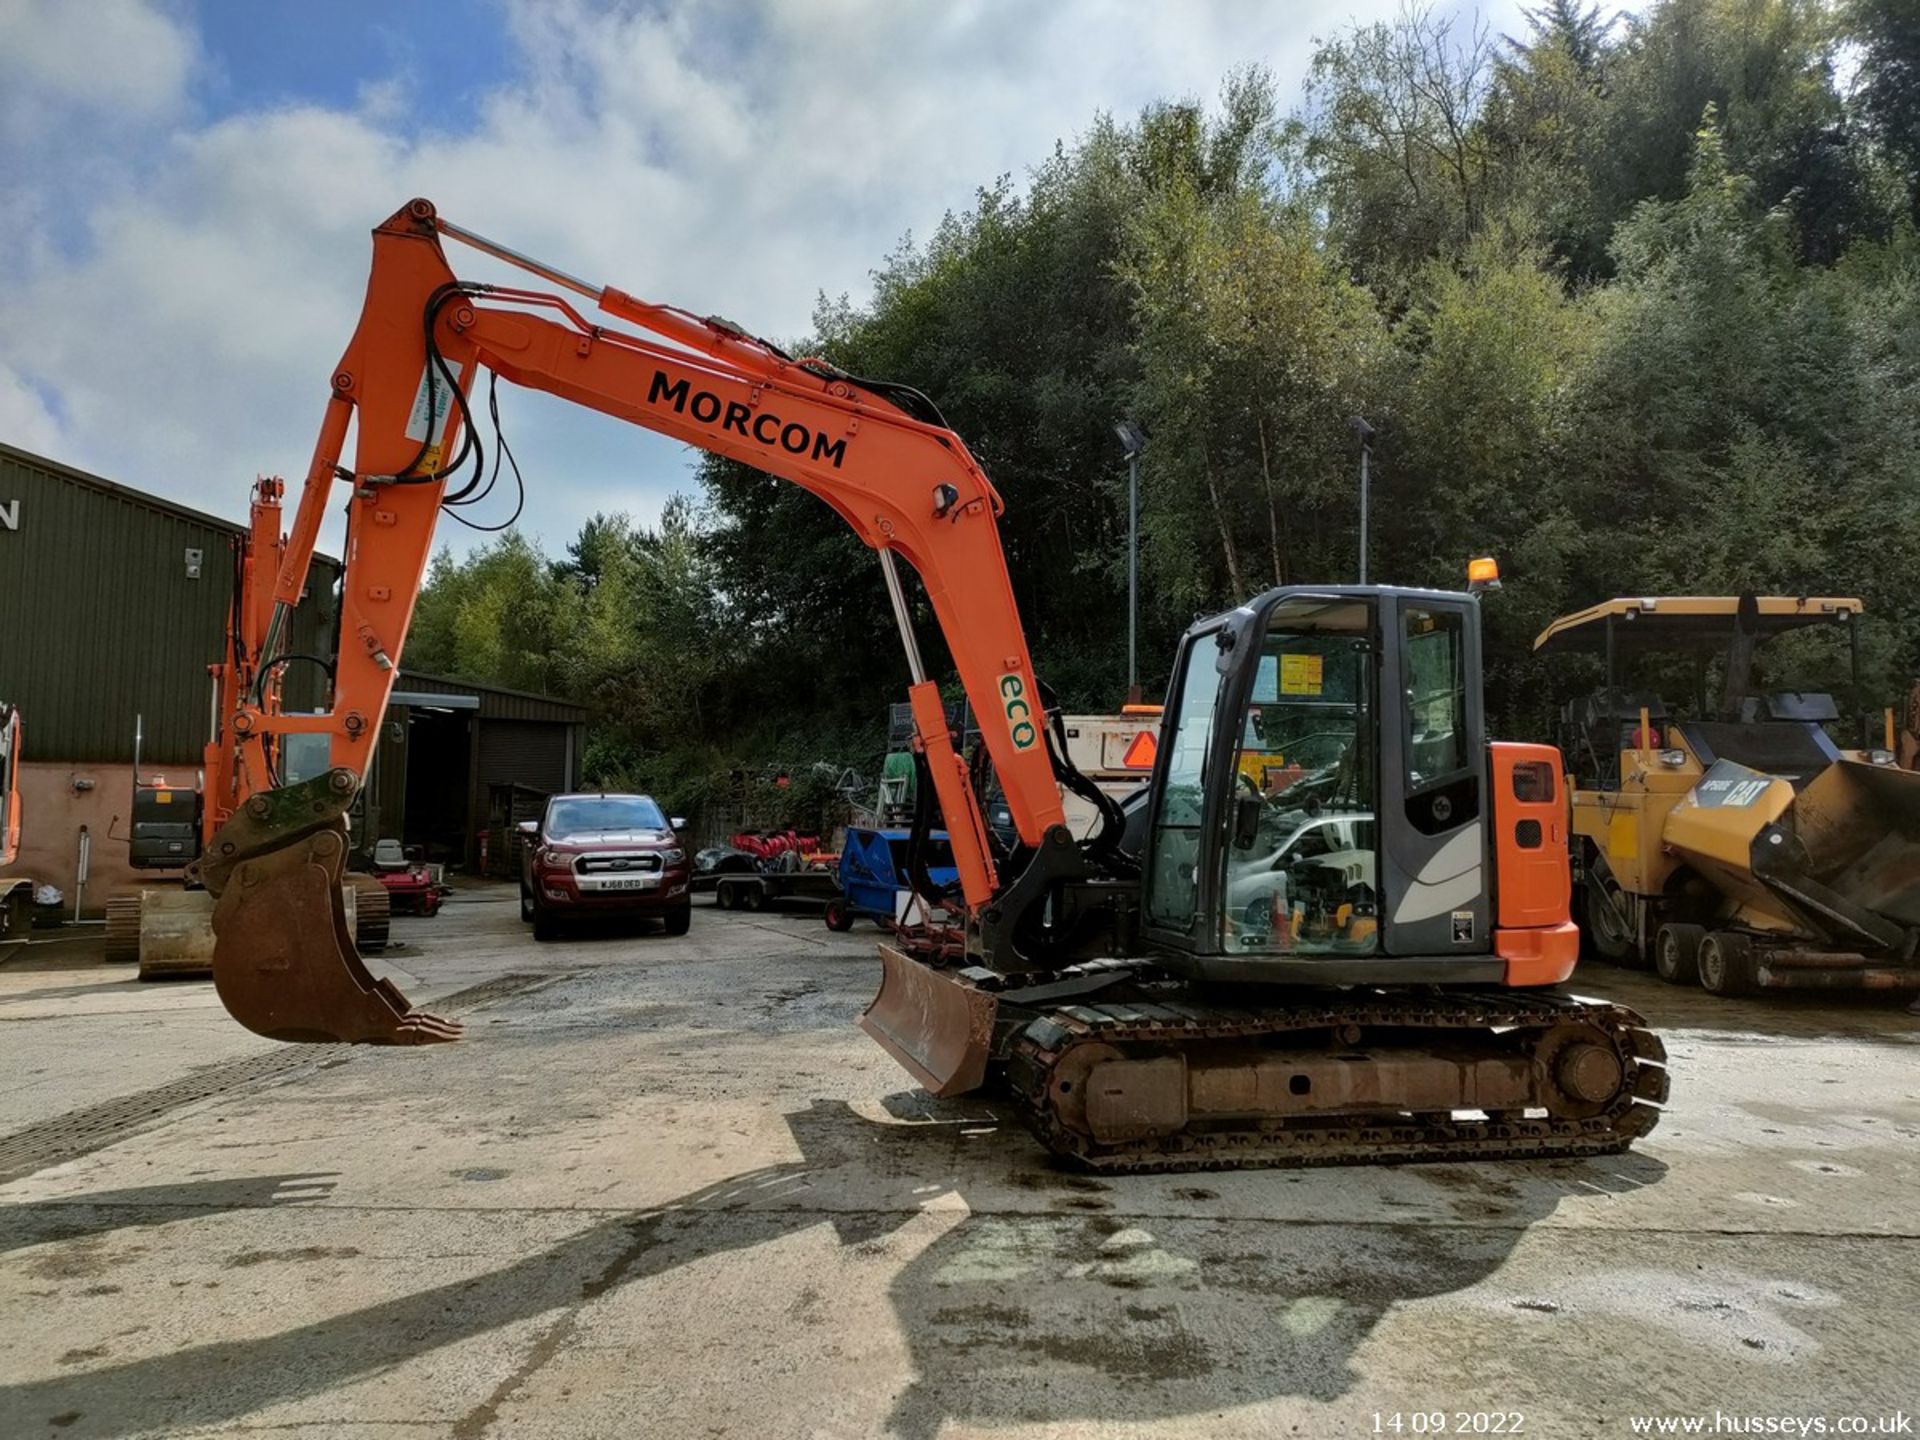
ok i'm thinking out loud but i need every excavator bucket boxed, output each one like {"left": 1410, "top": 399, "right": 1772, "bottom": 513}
{"left": 201, "top": 770, "right": 460, "bottom": 1045}
{"left": 857, "top": 944, "right": 996, "bottom": 1097}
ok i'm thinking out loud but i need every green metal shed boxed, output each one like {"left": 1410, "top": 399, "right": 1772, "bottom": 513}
{"left": 0, "top": 442, "right": 340, "bottom": 765}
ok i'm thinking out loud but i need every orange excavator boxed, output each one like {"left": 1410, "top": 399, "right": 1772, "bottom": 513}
{"left": 197, "top": 200, "right": 1666, "bottom": 1167}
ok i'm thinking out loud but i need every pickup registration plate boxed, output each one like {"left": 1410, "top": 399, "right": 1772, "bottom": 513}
{"left": 580, "top": 875, "right": 659, "bottom": 892}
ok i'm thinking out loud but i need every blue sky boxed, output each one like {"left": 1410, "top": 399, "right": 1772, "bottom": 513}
{"left": 0, "top": 0, "right": 1526, "bottom": 561}
{"left": 195, "top": 0, "right": 515, "bottom": 129}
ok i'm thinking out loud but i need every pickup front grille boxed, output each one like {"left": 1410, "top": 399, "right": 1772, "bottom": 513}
{"left": 575, "top": 853, "right": 664, "bottom": 875}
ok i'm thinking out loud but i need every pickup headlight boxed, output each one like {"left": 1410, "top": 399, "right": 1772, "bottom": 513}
{"left": 661, "top": 848, "right": 686, "bottom": 864}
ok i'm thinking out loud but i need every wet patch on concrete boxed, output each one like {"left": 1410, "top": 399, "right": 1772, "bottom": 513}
{"left": 223, "top": 1245, "right": 363, "bottom": 1268}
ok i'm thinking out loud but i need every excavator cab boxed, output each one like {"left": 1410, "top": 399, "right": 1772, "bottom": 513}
{"left": 1138, "top": 586, "right": 1572, "bottom": 987}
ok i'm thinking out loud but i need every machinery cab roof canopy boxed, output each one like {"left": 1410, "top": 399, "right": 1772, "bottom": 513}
{"left": 1533, "top": 596, "right": 1863, "bottom": 657}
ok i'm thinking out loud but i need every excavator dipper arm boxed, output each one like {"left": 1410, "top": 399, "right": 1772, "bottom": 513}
{"left": 203, "top": 199, "right": 1075, "bottom": 1045}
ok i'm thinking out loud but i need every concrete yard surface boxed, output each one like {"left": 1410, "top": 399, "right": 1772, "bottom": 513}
{"left": 1, "top": 886, "right": 1916, "bottom": 1439}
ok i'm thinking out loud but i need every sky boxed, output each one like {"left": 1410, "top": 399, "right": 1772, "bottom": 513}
{"left": 0, "top": 0, "right": 1527, "bottom": 560}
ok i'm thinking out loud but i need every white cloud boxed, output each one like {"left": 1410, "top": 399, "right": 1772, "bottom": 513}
{"left": 0, "top": 365, "right": 61, "bottom": 456}
{"left": 0, "top": 0, "right": 1525, "bottom": 561}
{"left": 0, "top": 0, "right": 195, "bottom": 119}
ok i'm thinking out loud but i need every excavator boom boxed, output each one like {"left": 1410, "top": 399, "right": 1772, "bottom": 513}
{"left": 200, "top": 199, "right": 1078, "bottom": 1046}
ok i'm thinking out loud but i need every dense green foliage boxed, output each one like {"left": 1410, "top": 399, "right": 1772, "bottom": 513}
{"left": 406, "top": 0, "right": 1920, "bottom": 819}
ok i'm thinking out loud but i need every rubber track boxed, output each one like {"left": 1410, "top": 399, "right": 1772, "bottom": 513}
{"left": 1008, "top": 988, "right": 1668, "bottom": 1173}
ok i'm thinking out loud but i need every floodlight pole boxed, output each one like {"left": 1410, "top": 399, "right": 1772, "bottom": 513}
{"left": 1114, "top": 419, "right": 1147, "bottom": 702}
{"left": 1127, "top": 447, "right": 1139, "bottom": 699}
{"left": 1349, "top": 415, "right": 1375, "bottom": 585}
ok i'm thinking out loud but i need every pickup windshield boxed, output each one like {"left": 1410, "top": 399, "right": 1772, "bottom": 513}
{"left": 546, "top": 796, "right": 667, "bottom": 836}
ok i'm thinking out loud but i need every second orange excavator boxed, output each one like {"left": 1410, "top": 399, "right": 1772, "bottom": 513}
{"left": 103, "top": 476, "right": 389, "bottom": 977}
{"left": 194, "top": 200, "right": 1666, "bottom": 1168}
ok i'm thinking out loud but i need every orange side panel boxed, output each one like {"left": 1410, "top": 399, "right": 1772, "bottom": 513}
{"left": 1489, "top": 741, "right": 1571, "bottom": 929}
{"left": 1497, "top": 922, "right": 1580, "bottom": 986}
{"left": 1489, "top": 740, "right": 1576, "bottom": 987}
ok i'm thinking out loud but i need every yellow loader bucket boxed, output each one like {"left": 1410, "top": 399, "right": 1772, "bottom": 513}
{"left": 858, "top": 944, "right": 996, "bottom": 1097}
{"left": 1769, "top": 760, "right": 1920, "bottom": 932}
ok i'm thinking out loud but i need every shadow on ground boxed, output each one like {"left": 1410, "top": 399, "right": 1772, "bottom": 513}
{"left": 0, "top": 1101, "right": 1665, "bottom": 1439}
{"left": 0, "top": 1174, "right": 339, "bottom": 1258}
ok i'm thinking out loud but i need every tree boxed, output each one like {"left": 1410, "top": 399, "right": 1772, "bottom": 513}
{"left": 1598, "top": 0, "right": 1879, "bottom": 262}
{"left": 1847, "top": 0, "right": 1920, "bottom": 219}
{"left": 1124, "top": 141, "right": 1386, "bottom": 610}
{"left": 403, "top": 531, "right": 577, "bottom": 693}
{"left": 1294, "top": 6, "right": 1502, "bottom": 284}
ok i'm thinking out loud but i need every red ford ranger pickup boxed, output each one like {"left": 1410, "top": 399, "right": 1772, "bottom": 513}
{"left": 519, "top": 792, "right": 693, "bottom": 941}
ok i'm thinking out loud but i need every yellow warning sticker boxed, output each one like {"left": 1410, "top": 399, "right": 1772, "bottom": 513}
{"left": 1279, "top": 654, "right": 1323, "bottom": 696}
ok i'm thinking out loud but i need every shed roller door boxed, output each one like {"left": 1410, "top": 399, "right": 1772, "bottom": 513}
{"left": 477, "top": 720, "right": 569, "bottom": 795}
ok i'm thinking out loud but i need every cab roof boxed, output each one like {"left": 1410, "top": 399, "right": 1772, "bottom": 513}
{"left": 1532, "top": 596, "right": 1863, "bottom": 657}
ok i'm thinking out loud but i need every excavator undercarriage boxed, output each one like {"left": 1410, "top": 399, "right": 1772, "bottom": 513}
{"left": 865, "top": 947, "right": 1666, "bottom": 1170}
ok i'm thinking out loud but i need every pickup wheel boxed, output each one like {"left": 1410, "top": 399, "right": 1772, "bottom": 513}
{"left": 520, "top": 885, "right": 534, "bottom": 922}
{"left": 662, "top": 904, "right": 692, "bottom": 937}
{"left": 532, "top": 897, "right": 562, "bottom": 943}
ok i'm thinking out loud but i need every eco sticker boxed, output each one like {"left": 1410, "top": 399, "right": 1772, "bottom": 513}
{"left": 999, "top": 672, "right": 1038, "bottom": 750}
{"left": 1279, "top": 653, "right": 1324, "bottom": 696}
{"left": 1451, "top": 909, "right": 1475, "bottom": 943}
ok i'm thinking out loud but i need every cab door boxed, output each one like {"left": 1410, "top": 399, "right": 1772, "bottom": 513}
{"left": 1378, "top": 595, "right": 1490, "bottom": 955}
{"left": 1138, "top": 620, "right": 1233, "bottom": 951}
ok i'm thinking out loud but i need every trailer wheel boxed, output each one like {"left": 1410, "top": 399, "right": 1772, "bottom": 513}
{"left": 1653, "top": 923, "right": 1704, "bottom": 986}
{"left": 823, "top": 898, "right": 853, "bottom": 933}
{"left": 715, "top": 881, "right": 735, "bottom": 910}
{"left": 1698, "top": 931, "right": 1755, "bottom": 997}
{"left": 741, "top": 882, "right": 766, "bottom": 912}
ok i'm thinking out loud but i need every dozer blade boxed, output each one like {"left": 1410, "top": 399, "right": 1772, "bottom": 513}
{"left": 201, "top": 770, "right": 460, "bottom": 1046}
{"left": 858, "top": 944, "right": 996, "bottom": 1097}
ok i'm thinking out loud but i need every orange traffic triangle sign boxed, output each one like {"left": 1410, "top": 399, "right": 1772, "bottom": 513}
{"left": 1121, "top": 729, "right": 1158, "bottom": 769}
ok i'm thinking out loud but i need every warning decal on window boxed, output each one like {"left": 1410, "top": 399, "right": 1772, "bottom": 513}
{"left": 1279, "top": 654, "right": 1324, "bottom": 696}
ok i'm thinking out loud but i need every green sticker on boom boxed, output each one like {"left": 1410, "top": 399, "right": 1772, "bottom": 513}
{"left": 999, "top": 673, "right": 1039, "bottom": 750}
